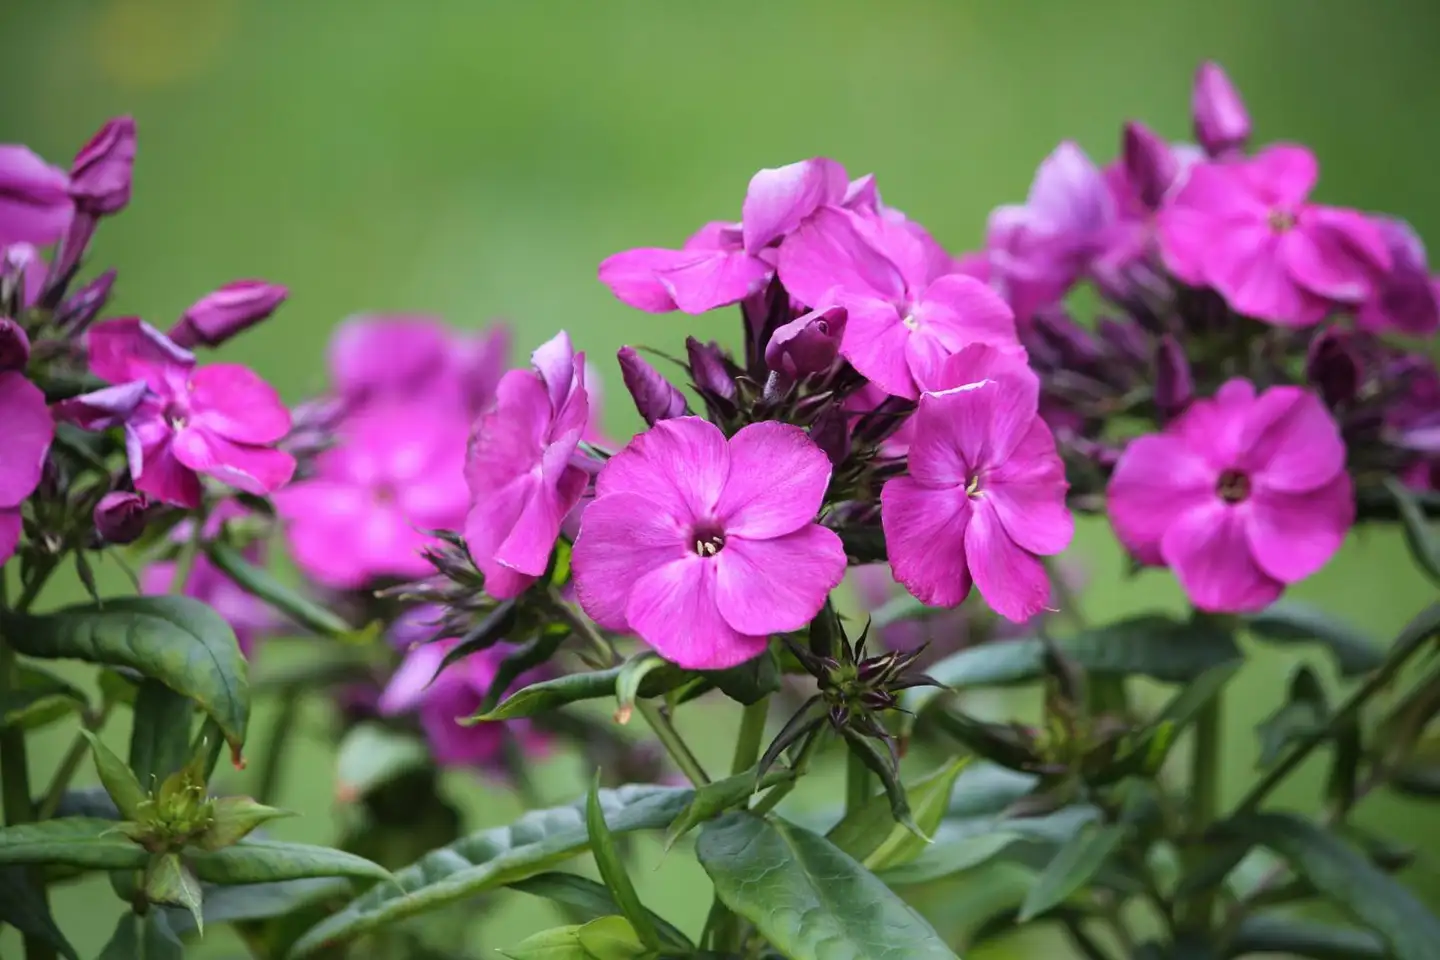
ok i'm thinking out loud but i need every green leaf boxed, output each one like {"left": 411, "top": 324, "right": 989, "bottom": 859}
{"left": 913, "top": 614, "right": 1242, "bottom": 713}
{"left": 1245, "top": 601, "right": 1384, "bottom": 677}
{"left": 129, "top": 680, "right": 196, "bottom": 790}
{"left": 1232, "top": 914, "right": 1387, "bottom": 960}
{"left": 249, "top": 640, "right": 374, "bottom": 692}
{"left": 80, "top": 730, "right": 147, "bottom": 821}
{"left": 665, "top": 766, "right": 789, "bottom": 850}
{"left": 205, "top": 540, "right": 357, "bottom": 639}
{"left": 196, "top": 796, "right": 295, "bottom": 850}
{"left": 334, "top": 722, "right": 428, "bottom": 802}
{"left": 1017, "top": 822, "right": 1128, "bottom": 921}
{"left": 470, "top": 665, "right": 687, "bottom": 721}
{"left": 698, "top": 814, "right": 958, "bottom": 959}
{"left": 288, "top": 784, "right": 692, "bottom": 956}
{"left": 585, "top": 776, "right": 660, "bottom": 951}
{"left": 1387, "top": 476, "right": 1440, "bottom": 585}
{"left": 4, "top": 597, "right": 249, "bottom": 755}
{"left": 828, "top": 757, "right": 968, "bottom": 870}
{"left": 613, "top": 652, "right": 668, "bottom": 724}
{"left": 187, "top": 841, "right": 389, "bottom": 885}
{"left": 0, "top": 866, "right": 79, "bottom": 960}
{"left": 703, "top": 647, "right": 780, "bottom": 705}
{"left": 839, "top": 730, "right": 916, "bottom": 840}
{"left": 0, "top": 662, "right": 87, "bottom": 731}
{"left": 1153, "top": 661, "right": 1243, "bottom": 733}
{"left": 575, "top": 915, "right": 648, "bottom": 959}
{"left": 499, "top": 924, "right": 588, "bottom": 960}
{"left": 433, "top": 600, "right": 520, "bottom": 678}
{"left": 477, "top": 627, "right": 570, "bottom": 717}
{"left": 0, "top": 817, "right": 146, "bottom": 870}
{"left": 163, "top": 877, "right": 352, "bottom": 936}
{"left": 509, "top": 872, "right": 693, "bottom": 953}
{"left": 1218, "top": 812, "right": 1440, "bottom": 960}
{"left": 96, "top": 912, "right": 184, "bottom": 960}
{"left": 1256, "top": 666, "right": 1328, "bottom": 767}
{"left": 146, "top": 852, "right": 204, "bottom": 934}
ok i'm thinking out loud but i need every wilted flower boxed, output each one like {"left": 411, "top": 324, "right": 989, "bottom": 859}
{"left": 169, "top": 280, "right": 289, "bottom": 349}
{"left": 881, "top": 345, "right": 1073, "bottom": 622}
{"left": 1108, "top": 380, "right": 1353, "bottom": 612}
{"left": 1191, "top": 61, "right": 1251, "bottom": 159}
{"left": 0, "top": 369, "right": 54, "bottom": 564}
{"left": 573, "top": 417, "right": 846, "bottom": 669}
{"left": 0, "top": 145, "right": 72, "bottom": 248}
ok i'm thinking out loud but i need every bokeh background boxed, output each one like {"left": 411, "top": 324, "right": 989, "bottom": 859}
{"left": 4, "top": 0, "right": 1440, "bottom": 957}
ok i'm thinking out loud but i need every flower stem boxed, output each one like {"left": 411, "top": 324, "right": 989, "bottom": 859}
{"left": 844, "top": 741, "right": 871, "bottom": 815}
{"left": 1179, "top": 695, "right": 1222, "bottom": 933}
{"left": 730, "top": 697, "right": 768, "bottom": 776}
{"left": 168, "top": 507, "right": 208, "bottom": 595}
{"left": 255, "top": 692, "right": 300, "bottom": 805}
{"left": 751, "top": 725, "right": 825, "bottom": 816}
{"left": 635, "top": 699, "right": 709, "bottom": 787}
{"left": 37, "top": 701, "right": 116, "bottom": 821}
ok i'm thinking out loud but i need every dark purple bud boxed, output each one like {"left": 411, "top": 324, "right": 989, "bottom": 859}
{"left": 54, "top": 269, "right": 115, "bottom": 336}
{"left": 69, "top": 116, "right": 136, "bottom": 216}
{"left": 1154, "top": 336, "right": 1193, "bottom": 418}
{"left": 169, "top": 280, "right": 288, "bottom": 349}
{"left": 1096, "top": 318, "right": 1150, "bottom": 369}
{"left": 1307, "top": 330, "right": 1362, "bottom": 408}
{"left": 52, "top": 381, "right": 148, "bottom": 431}
{"left": 1192, "top": 62, "right": 1250, "bottom": 159}
{"left": 809, "top": 405, "right": 851, "bottom": 466}
{"left": 93, "top": 491, "right": 150, "bottom": 544}
{"left": 617, "top": 346, "right": 688, "bottom": 426}
{"left": 685, "top": 337, "right": 736, "bottom": 401}
{"left": 0, "top": 318, "right": 29, "bottom": 371}
{"left": 1032, "top": 309, "right": 1102, "bottom": 371}
{"left": 765, "top": 305, "right": 847, "bottom": 379}
{"left": 1122, "top": 121, "right": 1179, "bottom": 210}
{"left": 45, "top": 213, "right": 97, "bottom": 298}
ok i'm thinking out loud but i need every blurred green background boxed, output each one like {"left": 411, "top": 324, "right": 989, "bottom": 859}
{"left": 3, "top": 0, "right": 1440, "bottom": 957}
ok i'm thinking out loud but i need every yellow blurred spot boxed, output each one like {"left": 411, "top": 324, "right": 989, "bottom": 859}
{"left": 92, "top": 0, "right": 238, "bottom": 89}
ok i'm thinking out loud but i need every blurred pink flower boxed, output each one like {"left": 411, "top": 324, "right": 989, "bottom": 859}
{"left": 0, "top": 370, "right": 54, "bottom": 565}
{"left": 1192, "top": 61, "right": 1251, "bottom": 159}
{"left": 1357, "top": 217, "right": 1440, "bottom": 336}
{"left": 327, "top": 314, "right": 510, "bottom": 416}
{"left": 0, "top": 145, "right": 73, "bottom": 248}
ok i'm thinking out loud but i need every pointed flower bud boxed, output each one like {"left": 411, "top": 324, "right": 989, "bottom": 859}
{"left": 169, "top": 280, "right": 288, "bottom": 349}
{"left": 1122, "top": 121, "right": 1179, "bottom": 210}
{"left": 809, "top": 405, "right": 851, "bottom": 466}
{"left": 1306, "top": 329, "right": 1362, "bottom": 408}
{"left": 1154, "top": 335, "right": 1193, "bottom": 418}
{"left": 94, "top": 491, "right": 150, "bottom": 545}
{"left": 0, "top": 318, "right": 29, "bottom": 372}
{"left": 1192, "top": 61, "right": 1250, "bottom": 158}
{"left": 68, "top": 116, "right": 136, "bottom": 217}
{"left": 765, "top": 305, "right": 846, "bottom": 379}
{"left": 617, "top": 345, "right": 688, "bottom": 425}
{"left": 685, "top": 337, "right": 736, "bottom": 401}
{"left": 54, "top": 269, "right": 115, "bottom": 336}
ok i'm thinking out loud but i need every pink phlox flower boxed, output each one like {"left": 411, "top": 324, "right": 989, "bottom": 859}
{"left": 779, "top": 205, "right": 1023, "bottom": 400}
{"left": 327, "top": 314, "right": 511, "bottom": 416}
{"left": 880, "top": 344, "right": 1073, "bottom": 622}
{"left": 0, "top": 370, "right": 54, "bottom": 565}
{"left": 71, "top": 318, "right": 293, "bottom": 508}
{"left": 1107, "top": 379, "right": 1354, "bottom": 613}
{"left": 1094, "top": 132, "right": 1203, "bottom": 289}
{"left": 572, "top": 416, "right": 846, "bottom": 669}
{"left": 1158, "top": 144, "right": 1392, "bottom": 327}
{"left": 1357, "top": 217, "right": 1440, "bottom": 336}
{"left": 465, "top": 331, "right": 591, "bottom": 600}
{"left": 0, "top": 144, "right": 73, "bottom": 248}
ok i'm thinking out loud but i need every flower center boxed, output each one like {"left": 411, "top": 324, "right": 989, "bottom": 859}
{"left": 1217, "top": 468, "right": 1251, "bottom": 503}
{"left": 1268, "top": 208, "right": 1297, "bottom": 232}
{"left": 901, "top": 313, "right": 919, "bottom": 331}
{"left": 692, "top": 522, "right": 726, "bottom": 557}
{"left": 965, "top": 474, "right": 983, "bottom": 498}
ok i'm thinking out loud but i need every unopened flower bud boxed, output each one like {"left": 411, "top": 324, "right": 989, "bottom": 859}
{"left": 1032, "top": 309, "right": 1102, "bottom": 371}
{"left": 169, "top": 280, "right": 288, "bottom": 349}
{"left": 685, "top": 337, "right": 736, "bottom": 401}
{"left": 1306, "top": 329, "right": 1361, "bottom": 408}
{"left": 54, "top": 269, "right": 115, "bottom": 336}
{"left": 69, "top": 116, "right": 136, "bottom": 216}
{"left": 1154, "top": 335, "right": 1193, "bottom": 418}
{"left": 0, "top": 146, "right": 73, "bottom": 247}
{"left": 94, "top": 492, "right": 150, "bottom": 544}
{"left": 1122, "top": 121, "right": 1179, "bottom": 210}
{"left": 0, "top": 318, "right": 29, "bottom": 372}
{"left": 1096, "top": 318, "right": 1151, "bottom": 369}
{"left": 809, "top": 405, "right": 851, "bottom": 466}
{"left": 1192, "top": 62, "right": 1250, "bottom": 159}
{"left": 617, "top": 346, "right": 688, "bottom": 425}
{"left": 765, "top": 305, "right": 846, "bottom": 379}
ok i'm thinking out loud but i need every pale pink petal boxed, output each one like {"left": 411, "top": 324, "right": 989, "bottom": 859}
{"left": 0, "top": 508, "right": 20, "bottom": 565}
{"left": 1236, "top": 386, "right": 1346, "bottom": 493}
{"left": 597, "top": 248, "right": 690, "bottom": 312}
{"left": 1245, "top": 475, "right": 1353, "bottom": 585}
{"left": 880, "top": 477, "right": 974, "bottom": 607}
{"left": 837, "top": 294, "right": 915, "bottom": 399}
{"left": 1107, "top": 434, "right": 1216, "bottom": 565}
{"left": 379, "top": 643, "right": 449, "bottom": 715}
{"left": 1024, "top": 142, "right": 1114, "bottom": 236}
{"left": 742, "top": 158, "right": 847, "bottom": 253}
{"left": 1162, "top": 502, "right": 1283, "bottom": 613}
{"left": 713, "top": 526, "right": 847, "bottom": 636}
{"left": 0, "top": 371, "right": 54, "bottom": 507}
{"left": 171, "top": 427, "right": 296, "bottom": 495}
{"left": 87, "top": 318, "right": 193, "bottom": 390}
{"left": 187, "top": 364, "right": 292, "bottom": 445}
{"left": 595, "top": 417, "right": 729, "bottom": 522}
{"left": 1243, "top": 144, "right": 1318, "bottom": 207}
{"left": 964, "top": 502, "right": 1053, "bottom": 623}
{"left": 659, "top": 250, "right": 772, "bottom": 314}
{"left": 777, "top": 206, "right": 906, "bottom": 307}
{"left": 1284, "top": 206, "right": 1391, "bottom": 303}
{"left": 714, "top": 421, "right": 832, "bottom": 538}
{"left": 572, "top": 492, "right": 690, "bottom": 631}
{"left": 626, "top": 557, "right": 768, "bottom": 669}
{"left": 1205, "top": 222, "right": 1327, "bottom": 325}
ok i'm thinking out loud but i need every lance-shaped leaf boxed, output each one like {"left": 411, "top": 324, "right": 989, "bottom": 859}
{"left": 146, "top": 852, "right": 204, "bottom": 934}
{"left": 0, "top": 867, "right": 79, "bottom": 960}
{"left": 758, "top": 694, "right": 825, "bottom": 779}
{"left": 499, "top": 924, "right": 588, "bottom": 960}
{"left": 288, "top": 784, "right": 692, "bottom": 956}
{"left": 509, "top": 872, "right": 693, "bottom": 953}
{"left": 130, "top": 681, "right": 196, "bottom": 789}
{"left": 1017, "top": 821, "right": 1129, "bottom": 921}
{"left": 1388, "top": 476, "right": 1440, "bottom": 585}
{"left": 664, "top": 766, "right": 790, "bottom": 849}
{"left": 2, "top": 597, "right": 249, "bottom": 754}
{"left": 469, "top": 664, "right": 688, "bottom": 721}
{"left": 0, "top": 818, "right": 147, "bottom": 870}
{"left": 1232, "top": 914, "right": 1388, "bottom": 960}
{"left": 162, "top": 877, "right": 352, "bottom": 936}
{"left": 704, "top": 647, "right": 781, "bottom": 705}
{"left": 187, "top": 841, "right": 389, "bottom": 885}
{"left": 97, "top": 912, "right": 185, "bottom": 960}
{"left": 929, "top": 708, "right": 1042, "bottom": 772}
{"left": 840, "top": 728, "right": 917, "bottom": 839}
{"left": 474, "top": 628, "right": 570, "bottom": 718}
{"left": 1216, "top": 812, "right": 1440, "bottom": 960}
{"left": 1245, "top": 601, "right": 1383, "bottom": 677}
{"left": 195, "top": 796, "right": 294, "bottom": 850}
{"left": 81, "top": 730, "right": 146, "bottom": 821}
{"left": 585, "top": 776, "right": 660, "bottom": 951}
{"left": 696, "top": 813, "right": 959, "bottom": 960}
{"left": 335, "top": 722, "right": 428, "bottom": 802}
{"left": 433, "top": 600, "right": 520, "bottom": 678}
{"left": 0, "top": 662, "right": 87, "bottom": 731}
{"left": 576, "top": 915, "right": 648, "bottom": 959}
{"left": 613, "top": 652, "right": 668, "bottom": 724}
{"left": 828, "top": 757, "right": 968, "bottom": 870}
{"left": 881, "top": 804, "right": 1099, "bottom": 887}
{"left": 1256, "top": 666, "right": 1328, "bottom": 767}
{"left": 205, "top": 540, "right": 357, "bottom": 639}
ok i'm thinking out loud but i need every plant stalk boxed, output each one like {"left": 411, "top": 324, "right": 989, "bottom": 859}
{"left": 1179, "top": 695, "right": 1222, "bottom": 934}
{"left": 730, "top": 697, "right": 768, "bottom": 776}
{"left": 844, "top": 741, "right": 871, "bottom": 815}
{"left": 635, "top": 699, "right": 709, "bottom": 787}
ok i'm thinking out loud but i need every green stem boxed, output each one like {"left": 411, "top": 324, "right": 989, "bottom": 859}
{"left": 730, "top": 697, "right": 768, "bottom": 776}
{"left": 844, "top": 740, "right": 871, "bottom": 815}
{"left": 255, "top": 693, "right": 299, "bottom": 805}
{"left": 1179, "top": 696, "right": 1222, "bottom": 933}
{"left": 635, "top": 699, "right": 709, "bottom": 787}
{"left": 37, "top": 701, "right": 116, "bottom": 821}
{"left": 751, "top": 726, "right": 825, "bottom": 817}
{"left": 168, "top": 508, "right": 208, "bottom": 595}
{"left": 548, "top": 587, "right": 617, "bottom": 667}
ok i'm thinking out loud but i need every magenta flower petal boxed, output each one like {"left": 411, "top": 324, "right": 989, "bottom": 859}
{"left": 572, "top": 492, "right": 688, "bottom": 631}
{"left": 1192, "top": 62, "right": 1251, "bottom": 158}
{"left": 625, "top": 557, "right": 767, "bottom": 670}
{"left": 531, "top": 331, "right": 580, "bottom": 414}
{"left": 920, "top": 376, "right": 1038, "bottom": 475}
{"left": 984, "top": 421, "right": 1074, "bottom": 556}
{"left": 1206, "top": 223, "right": 1329, "bottom": 325}
{"left": 378, "top": 642, "right": 447, "bottom": 715}
{"left": 594, "top": 416, "right": 728, "bottom": 521}
{"left": 597, "top": 248, "right": 689, "bottom": 313}
{"left": 1161, "top": 503, "right": 1283, "bottom": 613}
{"left": 274, "top": 481, "right": 377, "bottom": 588}
{"left": 88, "top": 317, "right": 193, "bottom": 391}
{"left": 171, "top": 427, "right": 296, "bottom": 495}
{"left": 0, "top": 145, "right": 73, "bottom": 247}
{"left": 53, "top": 381, "right": 149, "bottom": 432}
{"left": 659, "top": 249, "right": 772, "bottom": 314}
{"left": 777, "top": 206, "right": 905, "bottom": 307}
{"left": 1245, "top": 476, "right": 1354, "bottom": 584}
{"left": 1107, "top": 434, "right": 1215, "bottom": 565}
{"left": 188, "top": 364, "right": 292, "bottom": 445}
{"left": 1242, "top": 145, "right": 1318, "bottom": 207}
{"left": 880, "top": 478, "right": 975, "bottom": 607}
{"left": 1157, "top": 203, "right": 1219, "bottom": 286}
{"left": 1023, "top": 141, "right": 1114, "bottom": 236}
{"left": 133, "top": 432, "right": 203, "bottom": 509}
{"left": 837, "top": 294, "right": 913, "bottom": 398}
{"left": 1283, "top": 207, "right": 1390, "bottom": 303}
{"left": 0, "top": 508, "right": 21, "bottom": 565}
{"left": 741, "top": 157, "right": 846, "bottom": 254}
{"left": 713, "top": 526, "right": 846, "bottom": 636}
{"left": 0, "top": 371, "right": 54, "bottom": 508}
{"left": 1172, "top": 379, "right": 1255, "bottom": 469}
{"left": 1235, "top": 387, "right": 1345, "bottom": 493}
{"left": 327, "top": 314, "right": 451, "bottom": 401}
{"left": 714, "top": 421, "right": 831, "bottom": 538}
{"left": 496, "top": 464, "right": 588, "bottom": 576}
{"left": 964, "top": 501, "right": 1053, "bottom": 622}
